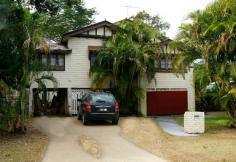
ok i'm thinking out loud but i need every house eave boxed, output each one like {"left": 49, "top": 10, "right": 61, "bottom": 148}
{"left": 62, "top": 20, "right": 120, "bottom": 42}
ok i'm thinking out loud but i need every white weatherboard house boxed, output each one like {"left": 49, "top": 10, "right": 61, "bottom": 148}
{"left": 30, "top": 20, "right": 195, "bottom": 116}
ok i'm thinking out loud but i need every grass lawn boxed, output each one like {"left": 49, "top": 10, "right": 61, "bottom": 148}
{"left": 0, "top": 125, "right": 48, "bottom": 162}
{"left": 175, "top": 111, "right": 230, "bottom": 131}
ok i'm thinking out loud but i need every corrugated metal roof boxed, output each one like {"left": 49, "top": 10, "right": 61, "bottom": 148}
{"left": 36, "top": 39, "right": 72, "bottom": 54}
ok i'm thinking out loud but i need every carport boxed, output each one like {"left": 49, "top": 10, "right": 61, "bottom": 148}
{"left": 33, "top": 88, "right": 68, "bottom": 116}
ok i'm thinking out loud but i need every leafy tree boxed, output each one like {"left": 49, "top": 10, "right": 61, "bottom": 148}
{"left": 174, "top": 0, "right": 236, "bottom": 127}
{"left": 132, "top": 11, "right": 170, "bottom": 33}
{"left": 0, "top": 1, "right": 57, "bottom": 132}
{"left": 28, "top": 0, "right": 61, "bottom": 14}
{"left": 28, "top": 0, "right": 96, "bottom": 40}
{"left": 0, "top": 0, "right": 94, "bottom": 132}
{"left": 90, "top": 17, "right": 166, "bottom": 113}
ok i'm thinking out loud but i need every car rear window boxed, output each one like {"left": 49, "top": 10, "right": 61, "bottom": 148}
{"left": 91, "top": 94, "right": 115, "bottom": 103}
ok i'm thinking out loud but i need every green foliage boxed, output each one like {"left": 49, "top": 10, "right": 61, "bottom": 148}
{"left": 194, "top": 65, "right": 211, "bottom": 98}
{"left": 174, "top": 0, "right": 236, "bottom": 127}
{"left": 0, "top": 79, "right": 19, "bottom": 133}
{"left": 0, "top": 80, "right": 10, "bottom": 97}
{"left": 28, "top": 0, "right": 96, "bottom": 40}
{"left": 0, "top": 98, "right": 20, "bottom": 132}
{"left": 0, "top": 1, "right": 58, "bottom": 132}
{"left": 193, "top": 65, "right": 218, "bottom": 112}
{"left": 0, "top": 0, "right": 93, "bottom": 132}
{"left": 90, "top": 15, "right": 167, "bottom": 113}
{"left": 132, "top": 11, "right": 170, "bottom": 33}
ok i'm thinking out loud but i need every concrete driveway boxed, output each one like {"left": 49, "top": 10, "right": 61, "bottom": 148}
{"left": 33, "top": 117, "right": 166, "bottom": 162}
{"left": 156, "top": 116, "right": 197, "bottom": 137}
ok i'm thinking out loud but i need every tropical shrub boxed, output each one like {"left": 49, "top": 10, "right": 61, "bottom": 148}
{"left": 174, "top": 0, "right": 236, "bottom": 127}
{"left": 90, "top": 14, "right": 168, "bottom": 113}
{"left": 0, "top": 1, "right": 57, "bottom": 132}
{"left": 0, "top": 98, "right": 20, "bottom": 132}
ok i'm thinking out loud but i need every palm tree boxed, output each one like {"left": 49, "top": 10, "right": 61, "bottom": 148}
{"left": 90, "top": 18, "right": 163, "bottom": 113}
{"left": 173, "top": 0, "right": 236, "bottom": 126}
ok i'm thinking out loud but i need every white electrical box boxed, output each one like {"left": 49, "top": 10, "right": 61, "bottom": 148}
{"left": 184, "top": 112, "right": 205, "bottom": 134}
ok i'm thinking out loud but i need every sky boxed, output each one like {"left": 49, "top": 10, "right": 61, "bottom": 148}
{"left": 84, "top": 0, "right": 214, "bottom": 39}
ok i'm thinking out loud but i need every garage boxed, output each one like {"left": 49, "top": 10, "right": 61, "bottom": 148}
{"left": 147, "top": 90, "right": 188, "bottom": 116}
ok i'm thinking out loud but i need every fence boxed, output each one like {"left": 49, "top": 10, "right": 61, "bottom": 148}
{"left": 71, "top": 89, "right": 91, "bottom": 115}
{"left": 70, "top": 89, "right": 110, "bottom": 115}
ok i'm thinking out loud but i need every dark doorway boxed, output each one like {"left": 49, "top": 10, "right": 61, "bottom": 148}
{"left": 33, "top": 88, "right": 68, "bottom": 116}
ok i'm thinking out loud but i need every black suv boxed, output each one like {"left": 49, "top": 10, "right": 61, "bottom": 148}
{"left": 77, "top": 92, "right": 119, "bottom": 125}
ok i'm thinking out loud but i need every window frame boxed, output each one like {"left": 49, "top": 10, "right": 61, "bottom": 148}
{"left": 158, "top": 59, "right": 173, "bottom": 73}
{"left": 39, "top": 53, "right": 65, "bottom": 71}
{"left": 89, "top": 50, "right": 99, "bottom": 68}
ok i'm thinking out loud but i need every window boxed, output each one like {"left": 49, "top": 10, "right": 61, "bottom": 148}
{"left": 161, "top": 60, "right": 166, "bottom": 69}
{"left": 91, "top": 94, "right": 115, "bottom": 103}
{"left": 90, "top": 54, "right": 97, "bottom": 67}
{"left": 158, "top": 59, "right": 173, "bottom": 72}
{"left": 42, "top": 55, "right": 48, "bottom": 65}
{"left": 89, "top": 50, "right": 98, "bottom": 68}
{"left": 40, "top": 54, "right": 65, "bottom": 71}
{"left": 51, "top": 54, "right": 56, "bottom": 66}
{"left": 58, "top": 55, "right": 65, "bottom": 66}
{"left": 167, "top": 60, "right": 172, "bottom": 69}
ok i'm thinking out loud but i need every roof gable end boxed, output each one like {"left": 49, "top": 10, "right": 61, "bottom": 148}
{"left": 62, "top": 20, "right": 119, "bottom": 42}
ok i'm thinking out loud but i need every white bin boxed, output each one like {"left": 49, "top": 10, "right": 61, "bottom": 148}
{"left": 184, "top": 112, "right": 205, "bottom": 134}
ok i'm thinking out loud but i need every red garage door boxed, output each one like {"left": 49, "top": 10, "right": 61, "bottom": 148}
{"left": 147, "top": 91, "right": 188, "bottom": 116}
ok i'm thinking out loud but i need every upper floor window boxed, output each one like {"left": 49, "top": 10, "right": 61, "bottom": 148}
{"left": 158, "top": 59, "right": 173, "bottom": 72}
{"left": 89, "top": 50, "right": 99, "bottom": 68}
{"left": 42, "top": 54, "right": 48, "bottom": 64}
{"left": 50, "top": 54, "right": 57, "bottom": 66}
{"left": 39, "top": 54, "right": 65, "bottom": 71}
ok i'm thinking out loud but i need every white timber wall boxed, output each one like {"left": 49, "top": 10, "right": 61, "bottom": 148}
{"left": 140, "top": 69, "right": 195, "bottom": 116}
{"left": 31, "top": 37, "right": 103, "bottom": 89}
{"left": 30, "top": 37, "right": 104, "bottom": 115}
{"left": 30, "top": 25, "right": 113, "bottom": 90}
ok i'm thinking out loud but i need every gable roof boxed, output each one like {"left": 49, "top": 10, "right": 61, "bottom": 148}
{"left": 62, "top": 20, "right": 119, "bottom": 42}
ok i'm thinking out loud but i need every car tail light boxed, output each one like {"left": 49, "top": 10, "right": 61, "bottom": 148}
{"left": 85, "top": 102, "right": 91, "bottom": 112}
{"left": 115, "top": 102, "right": 119, "bottom": 112}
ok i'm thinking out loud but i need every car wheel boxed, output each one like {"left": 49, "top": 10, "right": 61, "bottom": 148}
{"left": 82, "top": 114, "right": 88, "bottom": 125}
{"left": 112, "top": 119, "right": 118, "bottom": 125}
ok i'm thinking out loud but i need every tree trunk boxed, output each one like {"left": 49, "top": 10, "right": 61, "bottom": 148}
{"left": 20, "top": 88, "right": 26, "bottom": 133}
{"left": 228, "top": 102, "right": 236, "bottom": 128}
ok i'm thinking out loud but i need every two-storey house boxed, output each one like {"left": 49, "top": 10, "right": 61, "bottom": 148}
{"left": 30, "top": 20, "right": 195, "bottom": 116}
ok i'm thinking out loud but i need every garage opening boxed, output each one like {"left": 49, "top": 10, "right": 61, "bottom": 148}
{"left": 147, "top": 90, "right": 188, "bottom": 116}
{"left": 33, "top": 88, "right": 68, "bottom": 116}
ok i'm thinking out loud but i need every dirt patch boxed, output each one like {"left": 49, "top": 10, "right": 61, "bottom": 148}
{"left": 119, "top": 117, "right": 236, "bottom": 162}
{"left": 0, "top": 125, "right": 48, "bottom": 162}
{"left": 79, "top": 134, "right": 101, "bottom": 159}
